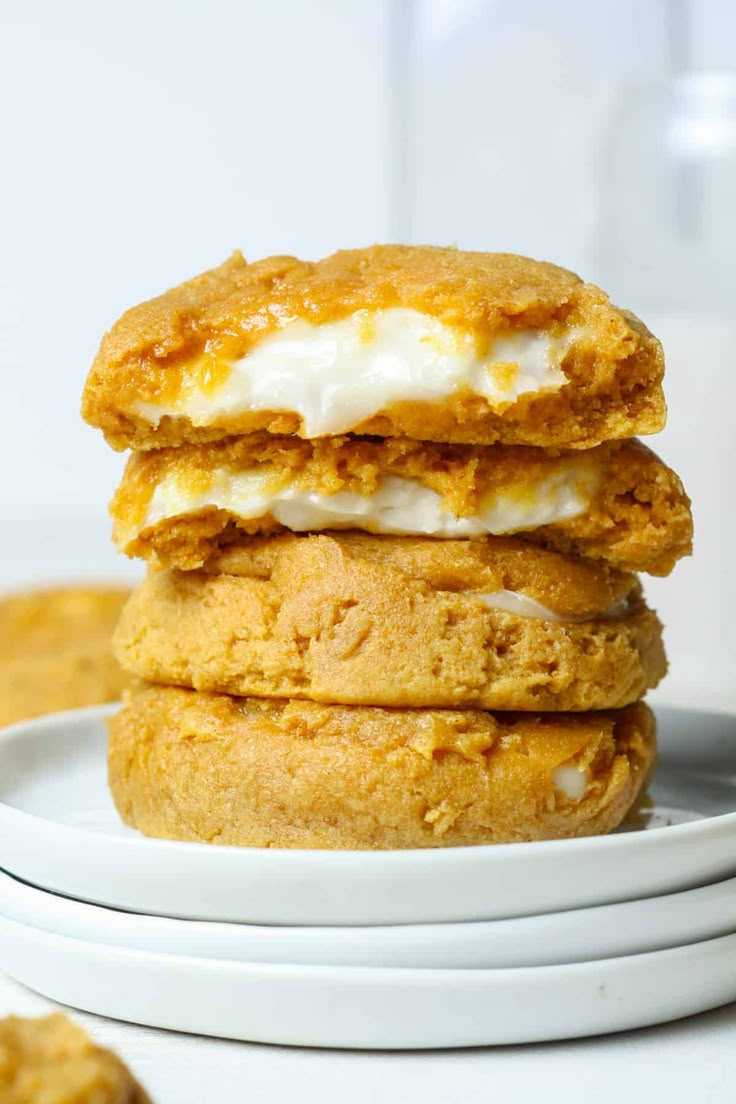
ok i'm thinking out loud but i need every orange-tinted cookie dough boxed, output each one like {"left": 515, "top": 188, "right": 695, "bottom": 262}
{"left": 109, "top": 683, "right": 656, "bottom": 849}
{"left": 112, "top": 434, "right": 692, "bottom": 576}
{"left": 82, "top": 246, "right": 665, "bottom": 449}
{"left": 113, "top": 534, "right": 666, "bottom": 712}
{"left": 0, "top": 585, "right": 130, "bottom": 727}
{"left": 0, "top": 1013, "right": 151, "bottom": 1103}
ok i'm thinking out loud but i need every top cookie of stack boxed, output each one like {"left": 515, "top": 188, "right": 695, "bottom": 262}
{"left": 82, "top": 246, "right": 692, "bottom": 851}
{"left": 84, "top": 245, "right": 665, "bottom": 450}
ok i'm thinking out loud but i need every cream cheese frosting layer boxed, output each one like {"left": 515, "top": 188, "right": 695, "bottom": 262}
{"left": 131, "top": 308, "right": 577, "bottom": 436}
{"left": 474, "top": 590, "right": 571, "bottom": 622}
{"left": 136, "top": 461, "right": 599, "bottom": 545}
{"left": 471, "top": 589, "right": 630, "bottom": 623}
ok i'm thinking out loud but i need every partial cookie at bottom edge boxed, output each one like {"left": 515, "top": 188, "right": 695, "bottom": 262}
{"left": 0, "top": 1013, "right": 151, "bottom": 1104}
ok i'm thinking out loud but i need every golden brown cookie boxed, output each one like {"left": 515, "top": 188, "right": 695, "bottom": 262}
{"left": 109, "top": 683, "right": 656, "bottom": 849}
{"left": 113, "top": 534, "right": 666, "bottom": 711}
{"left": 0, "top": 1013, "right": 151, "bottom": 1103}
{"left": 112, "top": 434, "right": 692, "bottom": 576}
{"left": 0, "top": 585, "right": 130, "bottom": 727}
{"left": 82, "top": 246, "right": 665, "bottom": 450}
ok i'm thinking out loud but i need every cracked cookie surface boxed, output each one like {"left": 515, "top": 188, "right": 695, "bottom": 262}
{"left": 109, "top": 682, "right": 656, "bottom": 849}
{"left": 82, "top": 246, "right": 665, "bottom": 449}
{"left": 113, "top": 534, "right": 666, "bottom": 712}
{"left": 112, "top": 434, "right": 691, "bottom": 576}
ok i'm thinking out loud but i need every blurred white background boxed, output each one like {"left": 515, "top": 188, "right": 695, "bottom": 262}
{"left": 1, "top": 0, "right": 734, "bottom": 705}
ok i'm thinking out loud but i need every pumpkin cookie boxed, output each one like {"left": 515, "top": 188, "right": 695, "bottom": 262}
{"left": 82, "top": 246, "right": 665, "bottom": 450}
{"left": 0, "top": 585, "right": 130, "bottom": 727}
{"left": 0, "top": 1013, "right": 151, "bottom": 1103}
{"left": 113, "top": 534, "right": 666, "bottom": 712}
{"left": 112, "top": 434, "right": 691, "bottom": 576}
{"left": 109, "top": 682, "right": 656, "bottom": 849}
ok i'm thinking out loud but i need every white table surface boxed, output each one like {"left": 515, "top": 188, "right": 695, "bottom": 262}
{"left": 1, "top": 971, "right": 734, "bottom": 1103}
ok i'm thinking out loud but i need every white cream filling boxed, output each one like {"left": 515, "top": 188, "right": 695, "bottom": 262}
{"left": 474, "top": 590, "right": 566, "bottom": 622}
{"left": 472, "top": 588, "right": 630, "bottom": 624}
{"left": 140, "top": 463, "right": 597, "bottom": 542}
{"left": 552, "top": 765, "right": 588, "bottom": 800}
{"left": 132, "top": 308, "right": 576, "bottom": 436}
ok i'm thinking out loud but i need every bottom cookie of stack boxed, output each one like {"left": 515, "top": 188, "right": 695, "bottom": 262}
{"left": 109, "top": 683, "right": 656, "bottom": 850}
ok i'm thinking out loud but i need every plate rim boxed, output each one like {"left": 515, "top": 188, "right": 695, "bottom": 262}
{"left": 0, "top": 702, "right": 735, "bottom": 866}
{"left": 2, "top": 915, "right": 735, "bottom": 1048}
{"left": 2, "top": 907, "right": 736, "bottom": 981}
{"left": 2, "top": 862, "right": 736, "bottom": 972}
{"left": 4, "top": 861, "right": 736, "bottom": 931}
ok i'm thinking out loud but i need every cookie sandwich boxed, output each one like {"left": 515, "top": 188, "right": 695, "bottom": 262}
{"left": 82, "top": 246, "right": 691, "bottom": 849}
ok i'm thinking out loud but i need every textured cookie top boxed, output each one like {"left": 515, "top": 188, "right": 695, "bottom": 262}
{"left": 113, "top": 536, "right": 665, "bottom": 712}
{"left": 128, "top": 529, "right": 643, "bottom": 629}
{"left": 112, "top": 434, "right": 692, "bottom": 576}
{"left": 82, "top": 245, "right": 666, "bottom": 449}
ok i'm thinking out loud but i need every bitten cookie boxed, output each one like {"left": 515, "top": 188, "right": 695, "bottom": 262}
{"left": 109, "top": 683, "right": 656, "bottom": 849}
{"left": 113, "top": 534, "right": 666, "bottom": 712}
{"left": 0, "top": 1013, "right": 151, "bottom": 1103}
{"left": 82, "top": 246, "right": 665, "bottom": 450}
{"left": 112, "top": 434, "right": 692, "bottom": 576}
{"left": 0, "top": 585, "right": 130, "bottom": 727}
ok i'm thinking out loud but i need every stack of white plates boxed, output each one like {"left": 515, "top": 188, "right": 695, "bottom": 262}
{"left": 0, "top": 704, "right": 734, "bottom": 1049}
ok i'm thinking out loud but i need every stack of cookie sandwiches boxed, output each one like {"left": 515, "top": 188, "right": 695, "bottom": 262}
{"left": 82, "top": 246, "right": 692, "bottom": 849}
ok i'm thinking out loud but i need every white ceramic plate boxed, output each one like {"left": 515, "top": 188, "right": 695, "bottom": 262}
{"left": 2, "top": 866, "right": 736, "bottom": 969}
{"left": 0, "top": 914, "right": 734, "bottom": 1048}
{"left": 0, "top": 704, "right": 734, "bottom": 926}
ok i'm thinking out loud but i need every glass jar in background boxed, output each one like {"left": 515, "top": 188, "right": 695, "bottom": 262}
{"left": 592, "top": 72, "right": 736, "bottom": 707}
